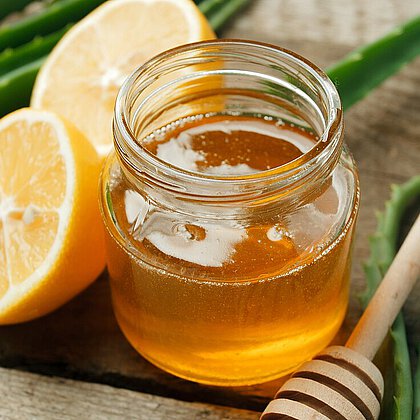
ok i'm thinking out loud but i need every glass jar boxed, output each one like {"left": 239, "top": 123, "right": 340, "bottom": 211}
{"left": 99, "top": 40, "right": 359, "bottom": 386}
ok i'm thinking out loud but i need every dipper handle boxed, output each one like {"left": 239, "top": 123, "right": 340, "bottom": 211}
{"left": 346, "top": 214, "right": 420, "bottom": 360}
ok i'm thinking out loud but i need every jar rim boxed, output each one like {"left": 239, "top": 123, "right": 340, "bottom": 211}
{"left": 114, "top": 39, "right": 343, "bottom": 197}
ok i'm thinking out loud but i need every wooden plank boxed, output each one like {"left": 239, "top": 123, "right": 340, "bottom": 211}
{"left": 0, "top": 0, "right": 419, "bottom": 415}
{"left": 0, "top": 368, "right": 258, "bottom": 419}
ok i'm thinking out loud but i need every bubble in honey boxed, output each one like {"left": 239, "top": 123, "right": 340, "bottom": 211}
{"left": 266, "top": 224, "right": 290, "bottom": 242}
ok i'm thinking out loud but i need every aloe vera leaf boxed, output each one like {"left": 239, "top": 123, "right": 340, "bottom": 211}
{"left": 197, "top": 0, "right": 224, "bottom": 15}
{"left": 0, "top": 56, "right": 45, "bottom": 116}
{"left": 0, "top": 0, "right": 105, "bottom": 51}
{"left": 361, "top": 176, "right": 420, "bottom": 420}
{"left": 414, "top": 345, "right": 420, "bottom": 419}
{"left": 361, "top": 177, "right": 420, "bottom": 305}
{"left": 389, "top": 315, "right": 413, "bottom": 419}
{"left": 0, "top": 25, "right": 70, "bottom": 77}
{"left": 327, "top": 15, "right": 420, "bottom": 109}
{"left": 199, "top": 0, "right": 252, "bottom": 31}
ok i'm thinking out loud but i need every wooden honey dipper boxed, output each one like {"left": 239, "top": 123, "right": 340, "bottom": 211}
{"left": 261, "top": 214, "right": 420, "bottom": 420}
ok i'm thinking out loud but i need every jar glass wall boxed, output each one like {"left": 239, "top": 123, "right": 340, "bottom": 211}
{"left": 99, "top": 40, "right": 359, "bottom": 386}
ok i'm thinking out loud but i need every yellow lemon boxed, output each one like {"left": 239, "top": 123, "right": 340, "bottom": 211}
{"left": 0, "top": 108, "right": 105, "bottom": 324}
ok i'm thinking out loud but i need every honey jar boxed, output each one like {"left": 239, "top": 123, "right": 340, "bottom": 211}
{"left": 99, "top": 40, "right": 359, "bottom": 386}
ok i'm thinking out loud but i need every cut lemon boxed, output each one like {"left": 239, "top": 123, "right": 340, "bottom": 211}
{"left": 0, "top": 109, "right": 105, "bottom": 324}
{"left": 31, "top": 0, "right": 215, "bottom": 157}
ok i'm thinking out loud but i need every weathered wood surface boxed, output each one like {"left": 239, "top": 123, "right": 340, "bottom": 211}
{"left": 0, "top": 0, "right": 419, "bottom": 418}
{"left": 0, "top": 367, "right": 257, "bottom": 419}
